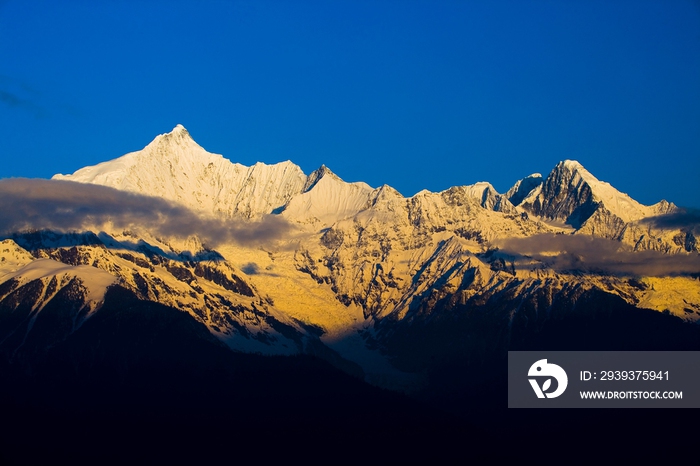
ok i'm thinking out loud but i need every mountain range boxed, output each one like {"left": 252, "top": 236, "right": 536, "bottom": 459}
{"left": 1, "top": 125, "right": 698, "bottom": 462}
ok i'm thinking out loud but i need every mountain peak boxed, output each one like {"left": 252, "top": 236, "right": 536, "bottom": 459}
{"left": 315, "top": 164, "right": 336, "bottom": 177}
{"left": 553, "top": 160, "right": 597, "bottom": 182}
{"left": 559, "top": 159, "right": 583, "bottom": 169}
{"left": 303, "top": 164, "right": 341, "bottom": 192}
{"left": 506, "top": 173, "right": 544, "bottom": 206}
{"left": 521, "top": 160, "right": 674, "bottom": 226}
{"left": 152, "top": 124, "right": 195, "bottom": 146}
{"left": 170, "top": 123, "right": 192, "bottom": 139}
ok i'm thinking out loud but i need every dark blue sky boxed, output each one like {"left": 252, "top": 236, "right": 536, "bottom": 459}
{"left": 1, "top": 0, "right": 699, "bottom": 207}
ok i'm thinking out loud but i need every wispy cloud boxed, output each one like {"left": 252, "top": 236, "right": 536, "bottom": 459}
{"left": 639, "top": 208, "right": 700, "bottom": 235}
{"left": 0, "top": 75, "right": 44, "bottom": 117}
{"left": 0, "top": 89, "right": 43, "bottom": 117}
{"left": 496, "top": 233, "right": 700, "bottom": 277}
{"left": 0, "top": 178, "right": 293, "bottom": 247}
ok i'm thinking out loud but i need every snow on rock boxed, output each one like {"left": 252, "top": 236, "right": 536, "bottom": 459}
{"left": 52, "top": 125, "right": 525, "bottom": 227}
{"left": 0, "top": 239, "right": 36, "bottom": 276}
{"left": 452, "top": 182, "right": 517, "bottom": 214}
{"left": 2, "top": 258, "right": 117, "bottom": 303}
{"left": 53, "top": 125, "right": 307, "bottom": 219}
{"left": 506, "top": 173, "right": 543, "bottom": 206}
{"left": 282, "top": 166, "right": 374, "bottom": 227}
{"left": 52, "top": 127, "right": 679, "bottom": 233}
{"left": 521, "top": 160, "right": 677, "bottom": 226}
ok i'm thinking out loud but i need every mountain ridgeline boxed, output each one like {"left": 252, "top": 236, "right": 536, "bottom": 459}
{"left": 1, "top": 125, "right": 699, "bottom": 462}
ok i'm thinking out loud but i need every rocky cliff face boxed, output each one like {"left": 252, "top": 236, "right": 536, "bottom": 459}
{"left": 518, "top": 160, "right": 677, "bottom": 225}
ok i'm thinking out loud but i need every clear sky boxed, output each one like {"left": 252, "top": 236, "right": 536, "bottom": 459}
{"left": 1, "top": 0, "right": 699, "bottom": 208}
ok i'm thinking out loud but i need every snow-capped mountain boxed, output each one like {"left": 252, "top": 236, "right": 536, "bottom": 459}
{"left": 53, "top": 125, "right": 308, "bottom": 219}
{"left": 2, "top": 124, "right": 696, "bottom": 395}
{"left": 54, "top": 127, "right": 681, "bottom": 233}
{"left": 518, "top": 160, "right": 676, "bottom": 226}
